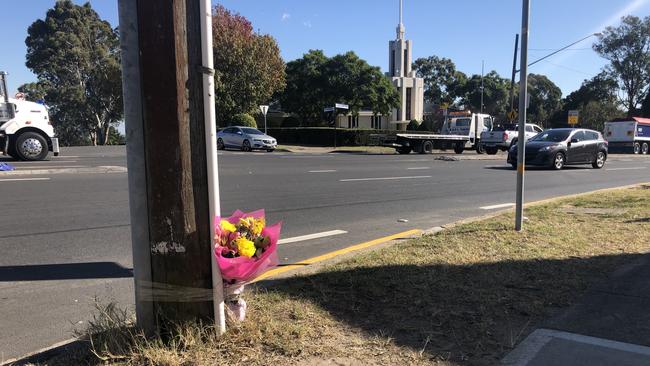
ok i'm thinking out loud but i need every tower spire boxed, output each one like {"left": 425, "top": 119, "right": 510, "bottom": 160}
{"left": 397, "top": 0, "right": 405, "bottom": 39}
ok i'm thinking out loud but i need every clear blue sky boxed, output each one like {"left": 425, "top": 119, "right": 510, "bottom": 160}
{"left": 2, "top": 0, "right": 650, "bottom": 98}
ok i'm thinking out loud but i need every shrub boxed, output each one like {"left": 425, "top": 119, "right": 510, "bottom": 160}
{"left": 230, "top": 113, "right": 257, "bottom": 127}
{"left": 407, "top": 120, "right": 420, "bottom": 131}
{"left": 282, "top": 116, "right": 301, "bottom": 127}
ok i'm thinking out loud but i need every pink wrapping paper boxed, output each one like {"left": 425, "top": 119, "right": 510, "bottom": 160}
{"left": 214, "top": 209, "right": 281, "bottom": 282}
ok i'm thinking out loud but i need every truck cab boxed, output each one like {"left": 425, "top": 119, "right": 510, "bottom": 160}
{"left": 0, "top": 72, "right": 59, "bottom": 161}
{"left": 442, "top": 111, "right": 494, "bottom": 150}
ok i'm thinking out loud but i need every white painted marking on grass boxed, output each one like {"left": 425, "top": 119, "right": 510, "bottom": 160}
{"left": 309, "top": 170, "right": 337, "bottom": 173}
{"left": 278, "top": 230, "right": 347, "bottom": 245}
{"left": 480, "top": 203, "right": 516, "bottom": 210}
{"left": 407, "top": 167, "right": 430, "bottom": 170}
{"left": 340, "top": 175, "right": 431, "bottom": 182}
{"left": 606, "top": 167, "right": 647, "bottom": 171}
{"left": 0, "top": 178, "right": 50, "bottom": 182}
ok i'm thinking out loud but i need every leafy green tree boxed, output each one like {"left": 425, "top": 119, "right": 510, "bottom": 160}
{"left": 579, "top": 100, "right": 620, "bottom": 131}
{"left": 213, "top": 5, "right": 286, "bottom": 126}
{"left": 25, "top": 0, "right": 122, "bottom": 146}
{"left": 17, "top": 82, "right": 49, "bottom": 101}
{"left": 413, "top": 56, "right": 466, "bottom": 105}
{"left": 525, "top": 74, "right": 562, "bottom": 127}
{"left": 106, "top": 126, "right": 125, "bottom": 145}
{"left": 281, "top": 50, "right": 399, "bottom": 126}
{"left": 457, "top": 71, "right": 510, "bottom": 118}
{"left": 593, "top": 15, "right": 650, "bottom": 116}
{"left": 641, "top": 92, "right": 650, "bottom": 117}
{"left": 230, "top": 113, "right": 257, "bottom": 127}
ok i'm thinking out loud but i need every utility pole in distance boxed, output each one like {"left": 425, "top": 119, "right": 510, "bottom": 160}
{"left": 118, "top": 0, "right": 225, "bottom": 333}
{"left": 515, "top": 0, "right": 530, "bottom": 231}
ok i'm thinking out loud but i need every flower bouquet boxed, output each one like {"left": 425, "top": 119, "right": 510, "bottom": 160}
{"left": 213, "top": 209, "right": 281, "bottom": 321}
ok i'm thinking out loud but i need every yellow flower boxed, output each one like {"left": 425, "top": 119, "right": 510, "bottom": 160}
{"left": 251, "top": 218, "right": 265, "bottom": 236}
{"left": 239, "top": 217, "right": 254, "bottom": 229}
{"left": 220, "top": 220, "right": 236, "bottom": 233}
{"left": 234, "top": 237, "right": 256, "bottom": 258}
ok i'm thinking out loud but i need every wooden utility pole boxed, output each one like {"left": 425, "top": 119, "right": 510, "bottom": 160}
{"left": 118, "top": 0, "right": 224, "bottom": 333}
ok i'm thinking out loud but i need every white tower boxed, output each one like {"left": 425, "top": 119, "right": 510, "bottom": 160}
{"left": 388, "top": 0, "right": 424, "bottom": 130}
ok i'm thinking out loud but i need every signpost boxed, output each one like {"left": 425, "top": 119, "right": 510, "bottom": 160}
{"left": 508, "top": 110, "right": 518, "bottom": 122}
{"left": 515, "top": 0, "right": 530, "bottom": 232}
{"left": 326, "top": 104, "right": 349, "bottom": 148}
{"left": 568, "top": 110, "right": 579, "bottom": 126}
{"left": 260, "top": 105, "right": 269, "bottom": 134}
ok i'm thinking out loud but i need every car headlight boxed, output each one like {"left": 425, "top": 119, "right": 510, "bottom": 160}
{"left": 540, "top": 146, "right": 553, "bottom": 152}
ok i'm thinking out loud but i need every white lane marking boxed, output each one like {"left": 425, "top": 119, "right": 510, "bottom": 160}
{"left": 309, "top": 170, "right": 337, "bottom": 173}
{"left": 480, "top": 203, "right": 516, "bottom": 210}
{"left": 391, "top": 159, "right": 429, "bottom": 163}
{"left": 407, "top": 167, "right": 430, "bottom": 170}
{"left": 340, "top": 175, "right": 431, "bottom": 182}
{"left": 278, "top": 230, "right": 347, "bottom": 245}
{"left": 0, "top": 178, "right": 51, "bottom": 182}
{"left": 606, "top": 167, "right": 647, "bottom": 171}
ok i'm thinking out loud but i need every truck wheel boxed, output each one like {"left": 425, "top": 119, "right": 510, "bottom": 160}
{"left": 486, "top": 147, "right": 498, "bottom": 155}
{"left": 475, "top": 144, "right": 485, "bottom": 154}
{"left": 633, "top": 142, "right": 641, "bottom": 154}
{"left": 642, "top": 142, "right": 649, "bottom": 155}
{"left": 15, "top": 132, "right": 49, "bottom": 161}
{"left": 454, "top": 143, "right": 465, "bottom": 154}
{"left": 397, "top": 147, "right": 411, "bottom": 154}
{"left": 422, "top": 141, "right": 434, "bottom": 154}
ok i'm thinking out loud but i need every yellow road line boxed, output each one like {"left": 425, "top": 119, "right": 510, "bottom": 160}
{"left": 255, "top": 229, "right": 422, "bottom": 281}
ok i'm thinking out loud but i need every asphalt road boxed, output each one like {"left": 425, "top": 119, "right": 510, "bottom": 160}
{"left": 1, "top": 146, "right": 649, "bottom": 361}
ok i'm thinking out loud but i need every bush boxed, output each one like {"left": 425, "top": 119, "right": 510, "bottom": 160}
{"left": 282, "top": 116, "right": 301, "bottom": 127}
{"left": 230, "top": 113, "right": 257, "bottom": 127}
{"left": 407, "top": 120, "right": 420, "bottom": 131}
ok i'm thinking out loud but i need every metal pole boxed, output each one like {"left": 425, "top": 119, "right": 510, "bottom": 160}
{"left": 515, "top": 0, "right": 530, "bottom": 231}
{"left": 0, "top": 71, "right": 9, "bottom": 104}
{"left": 481, "top": 60, "right": 485, "bottom": 114}
{"left": 264, "top": 113, "right": 267, "bottom": 134}
{"left": 334, "top": 109, "right": 337, "bottom": 149}
{"left": 510, "top": 34, "right": 519, "bottom": 116}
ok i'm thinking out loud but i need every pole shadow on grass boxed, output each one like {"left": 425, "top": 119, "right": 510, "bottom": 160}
{"left": 261, "top": 253, "right": 646, "bottom": 365}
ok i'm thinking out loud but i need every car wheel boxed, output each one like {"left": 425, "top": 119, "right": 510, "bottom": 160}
{"left": 642, "top": 142, "right": 649, "bottom": 155}
{"left": 510, "top": 139, "right": 518, "bottom": 149}
{"left": 422, "top": 141, "right": 434, "bottom": 154}
{"left": 454, "top": 143, "right": 465, "bottom": 154}
{"left": 476, "top": 144, "right": 485, "bottom": 154}
{"left": 633, "top": 142, "right": 641, "bottom": 154}
{"left": 266, "top": 148, "right": 275, "bottom": 153}
{"left": 217, "top": 138, "right": 225, "bottom": 150}
{"left": 486, "top": 147, "right": 498, "bottom": 155}
{"left": 592, "top": 151, "right": 606, "bottom": 169}
{"left": 242, "top": 140, "right": 251, "bottom": 152}
{"left": 510, "top": 162, "right": 518, "bottom": 170}
{"left": 15, "top": 132, "right": 49, "bottom": 161}
{"left": 552, "top": 152, "right": 565, "bottom": 170}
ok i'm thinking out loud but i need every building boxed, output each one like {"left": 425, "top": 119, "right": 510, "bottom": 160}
{"left": 337, "top": 0, "right": 425, "bottom": 131}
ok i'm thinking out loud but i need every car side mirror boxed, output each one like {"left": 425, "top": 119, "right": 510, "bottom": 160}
{"left": 237, "top": 131, "right": 243, "bottom": 135}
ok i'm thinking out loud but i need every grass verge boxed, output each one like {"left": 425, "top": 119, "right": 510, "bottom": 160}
{"left": 37, "top": 185, "right": 650, "bottom": 366}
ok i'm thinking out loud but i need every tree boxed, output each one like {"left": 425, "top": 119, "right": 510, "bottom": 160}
{"left": 25, "top": 0, "right": 122, "bottom": 146}
{"left": 525, "top": 74, "right": 562, "bottom": 127}
{"left": 281, "top": 50, "right": 329, "bottom": 124}
{"left": 213, "top": 5, "right": 286, "bottom": 126}
{"left": 413, "top": 56, "right": 465, "bottom": 106}
{"left": 579, "top": 100, "right": 620, "bottom": 131}
{"left": 17, "top": 82, "right": 48, "bottom": 101}
{"left": 593, "top": 15, "right": 650, "bottom": 116}
{"left": 457, "top": 71, "right": 510, "bottom": 118}
{"left": 281, "top": 51, "right": 399, "bottom": 125}
{"left": 641, "top": 91, "right": 650, "bottom": 117}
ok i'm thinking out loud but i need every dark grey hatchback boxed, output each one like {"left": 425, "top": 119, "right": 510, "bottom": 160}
{"left": 507, "top": 128, "right": 608, "bottom": 170}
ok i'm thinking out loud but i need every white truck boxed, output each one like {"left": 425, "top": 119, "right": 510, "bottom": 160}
{"left": 384, "top": 111, "right": 495, "bottom": 154}
{"left": 0, "top": 72, "right": 59, "bottom": 161}
{"left": 603, "top": 117, "right": 650, "bottom": 154}
{"left": 479, "top": 123, "right": 543, "bottom": 155}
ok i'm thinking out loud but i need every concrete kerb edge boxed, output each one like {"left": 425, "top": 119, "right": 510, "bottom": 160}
{"left": 0, "top": 166, "right": 128, "bottom": 176}
{"left": 0, "top": 338, "right": 83, "bottom": 366}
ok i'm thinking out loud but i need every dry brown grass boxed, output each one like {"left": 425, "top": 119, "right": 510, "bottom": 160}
{"left": 39, "top": 186, "right": 650, "bottom": 366}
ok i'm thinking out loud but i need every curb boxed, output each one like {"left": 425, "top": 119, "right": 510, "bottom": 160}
{"left": 1, "top": 338, "right": 83, "bottom": 366}
{"left": 0, "top": 166, "right": 127, "bottom": 176}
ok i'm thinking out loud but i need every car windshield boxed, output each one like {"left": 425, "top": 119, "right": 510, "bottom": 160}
{"left": 530, "top": 130, "right": 571, "bottom": 142}
{"left": 242, "top": 128, "right": 264, "bottom": 135}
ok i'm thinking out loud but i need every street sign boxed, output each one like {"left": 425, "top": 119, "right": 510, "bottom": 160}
{"left": 259, "top": 105, "right": 269, "bottom": 116}
{"left": 568, "top": 110, "right": 579, "bottom": 125}
{"left": 323, "top": 107, "right": 335, "bottom": 112}
{"left": 335, "top": 103, "right": 349, "bottom": 110}
{"left": 508, "top": 110, "right": 518, "bottom": 121}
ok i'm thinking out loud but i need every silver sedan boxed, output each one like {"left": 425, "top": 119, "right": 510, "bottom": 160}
{"left": 217, "top": 126, "right": 277, "bottom": 152}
